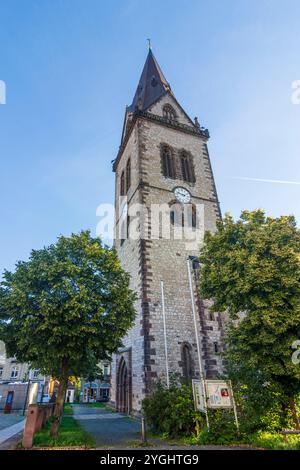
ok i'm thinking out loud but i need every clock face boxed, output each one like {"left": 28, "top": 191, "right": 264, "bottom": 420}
{"left": 174, "top": 187, "right": 191, "bottom": 204}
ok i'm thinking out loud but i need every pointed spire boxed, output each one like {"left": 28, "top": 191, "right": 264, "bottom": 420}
{"left": 128, "top": 49, "right": 173, "bottom": 112}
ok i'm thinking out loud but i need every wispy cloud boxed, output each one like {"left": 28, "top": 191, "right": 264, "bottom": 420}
{"left": 231, "top": 177, "right": 300, "bottom": 186}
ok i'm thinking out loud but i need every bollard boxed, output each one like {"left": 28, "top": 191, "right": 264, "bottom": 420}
{"left": 141, "top": 416, "right": 147, "bottom": 444}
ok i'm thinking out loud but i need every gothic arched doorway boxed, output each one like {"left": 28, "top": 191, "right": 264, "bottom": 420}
{"left": 116, "top": 357, "right": 131, "bottom": 413}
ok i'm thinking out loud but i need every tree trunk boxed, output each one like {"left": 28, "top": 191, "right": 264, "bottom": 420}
{"left": 50, "top": 358, "right": 69, "bottom": 438}
{"left": 289, "top": 397, "right": 300, "bottom": 430}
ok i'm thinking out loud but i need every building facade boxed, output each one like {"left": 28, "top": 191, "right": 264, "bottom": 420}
{"left": 0, "top": 341, "right": 45, "bottom": 384}
{"left": 80, "top": 361, "right": 111, "bottom": 403}
{"left": 110, "top": 50, "right": 225, "bottom": 414}
{"left": 0, "top": 341, "right": 47, "bottom": 410}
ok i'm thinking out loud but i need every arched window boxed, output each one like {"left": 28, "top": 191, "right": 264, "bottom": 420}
{"left": 181, "top": 343, "right": 193, "bottom": 383}
{"left": 180, "top": 152, "right": 195, "bottom": 183}
{"left": 185, "top": 204, "right": 197, "bottom": 228}
{"left": 163, "top": 104, "right": 177, "bottom": 121}
{"left": 192, "top": 204, "right": 197, "bottom": 228}
{"left": 170, "top": 202, "right": 184, "bottom": 226}
{"left": 126, "top": 159, "right": 131, "bottom": 192}
{"left": 170, "top": 203, "right": 197, "bottom": 229}
{"left": 161, "top": 145, "right": 175, "bottom": 179}
{"left": 120, "top": 215, "right": 130, "bottom": 246}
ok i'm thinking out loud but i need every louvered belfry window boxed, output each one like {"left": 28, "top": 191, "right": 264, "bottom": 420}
{"left": 163, "top": 104, "right": 177, "bottom": 121}
{"left": 161, "top": 145, "right": 175, "bottom": 179}
{"left": 180, "top": 151, "right": 195, "bottom": 183}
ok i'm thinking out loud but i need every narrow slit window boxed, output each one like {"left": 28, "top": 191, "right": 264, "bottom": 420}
{"left": 126, "top": 159, "right": 131, "bottom": 192}
{"left": 120, "top": 171, "right": 125, "bottom": 196}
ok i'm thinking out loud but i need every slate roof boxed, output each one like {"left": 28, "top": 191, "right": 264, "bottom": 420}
{"left": 127, "top": 49, "right": 173, "bottom": 112}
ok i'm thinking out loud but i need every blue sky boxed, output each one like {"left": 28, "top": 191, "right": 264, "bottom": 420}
{"left": 0, "top": 0, "right": 299, "bottom": 274}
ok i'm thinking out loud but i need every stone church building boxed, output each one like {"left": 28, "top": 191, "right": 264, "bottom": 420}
{"left": 110, "top": 49, "right": 225, "bottom": 414}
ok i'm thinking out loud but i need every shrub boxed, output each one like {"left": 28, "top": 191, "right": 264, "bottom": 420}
{"left": 142, "top": 380, "right": 204, "bottom": 437}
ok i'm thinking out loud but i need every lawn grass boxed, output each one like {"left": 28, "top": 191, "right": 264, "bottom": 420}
{"left": 182, "top": 430, "right": 300, "bottom": 450}
{"left": 32, "top": 416, "right": 96, "bottom": 448}
{"left": 85, "top": 402, "right": 105, "bottom": 408}
{"left": 63, "top": 403, "right": 73, "bottom": 415}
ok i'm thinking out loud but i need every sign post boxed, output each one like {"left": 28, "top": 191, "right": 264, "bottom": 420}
{"left": 160, "top": 280, "right": 170, "bottom": 389}
{"left": 229, "top": 380, "right": 239, "bottom": 434}
{"left": 205, "top": 380, "right": 232, "bottom": 409}
{"left": 205, "top": 379, "right": 239, "bottom": 433}
{"left": 192, "top": 379, "right": 239, "bottom": 433}
{"left": 192, "top": 379, "right": 206, "bottom": 414}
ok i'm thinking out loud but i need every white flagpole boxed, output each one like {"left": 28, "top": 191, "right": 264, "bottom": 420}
{"left": 187, "top": 258, "right": 210, "bottom": 431}
{"left": 160, "top": 280, "right": 170, "bottom": 389}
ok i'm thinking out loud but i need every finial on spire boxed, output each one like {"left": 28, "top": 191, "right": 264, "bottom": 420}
{"left": 147, "top": 38, "right": 152, "bottom": 51}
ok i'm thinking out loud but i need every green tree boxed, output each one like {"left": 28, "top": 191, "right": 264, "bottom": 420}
{"left": 199, "top": 210, "right": 300, "bottom": 428}
{"left": 0, "top": 231, "right": 136, "bottom": 436}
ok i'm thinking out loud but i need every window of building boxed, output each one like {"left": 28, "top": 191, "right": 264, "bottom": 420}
{"left": 0, "top": 366, "right": 3, "bottom": 378}
{"left": 10, "top": 366, "right": 19, "bottom": 379}
{"left": 126, "top": 215, "right": 130, "bottom": 240}
{"left": 31, "top": 369, "right": 40, "bottom": 379}
{"left": 214, "top": 342, "right": 219, "bottom": 354}
{"left": 120, "top": 171, "right": 125, "bottom": 196}
{"left": 170, "top": 203, "right": 184, "bottom": 226}
{"left": 181, "top": 343, "right": 193, "bottom": 383}
{"left": 191, "top": 205, "right": 197, "bottom": 228}
{"left": 120, "top": 215, "right": 130, "bottom": 247}
{"left": 180, "top": 152, "right": 195, "bottom": 183}
{"left": 163, "top": 104, "right": 177, "bottom": 121}
{"left": 120, "top": 229, "right": 125, "bottom": 246}
{"left": 126, "top": 159, "right": 131, "bottom": 192}
{"left": 185, "top": 204, "right": 197, "bottom": 228}
{"left": 161, "top": 145, "right": 175, "bottom": 179}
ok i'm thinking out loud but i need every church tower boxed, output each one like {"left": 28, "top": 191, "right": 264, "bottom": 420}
{"left": 110, "top": 49, "right": 224, "bottom": 413}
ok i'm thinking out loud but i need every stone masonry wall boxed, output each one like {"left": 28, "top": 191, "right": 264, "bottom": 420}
{"left": 111, "top": 95, "right": 224, "bottom": 413}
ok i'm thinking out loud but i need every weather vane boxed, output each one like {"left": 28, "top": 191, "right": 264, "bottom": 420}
{"left": 147, "top": 38, "right": 152, "bottom": 50}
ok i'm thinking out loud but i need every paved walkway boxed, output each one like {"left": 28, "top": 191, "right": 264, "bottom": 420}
{"left": 0, "top": 412, "right": 24, "bottom": 431}
{"left": 71, "top": 405, "right": 253, "bottom": 450}
{"left": 72, "top": 405, "right": 141, "bottom": 448}
{"left": 0, "top": 415, "right": 25, "bottom": 446}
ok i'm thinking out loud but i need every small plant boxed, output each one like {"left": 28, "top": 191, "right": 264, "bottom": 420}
{"left": 142, "top": 379, "right": 205, "bottom": 438}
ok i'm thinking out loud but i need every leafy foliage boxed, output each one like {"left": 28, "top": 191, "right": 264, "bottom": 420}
{"left": 227, "top": 362, "right": 294, "bottom": 433}
{"left": 142, "top": 380, "right": 204, "bottom": 437}
{"left": 0, "top": 230, "right": 136, "bottom": 434}
{"left": 199, "top": 210, "right": 300, "bottom": 426}
{"left": 1, "top": 231, "right": 136, "bottom": 376}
